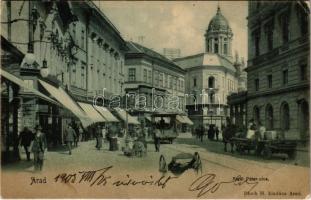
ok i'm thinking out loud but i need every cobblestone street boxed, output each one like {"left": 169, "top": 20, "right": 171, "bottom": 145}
{"left": 2, "top": 133, "right": 309, "bottom": 198}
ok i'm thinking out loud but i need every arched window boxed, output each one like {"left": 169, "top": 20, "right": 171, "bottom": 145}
{"left": 224, "top": 43, "right": 228, "bottom": 55}
{"left": 214, "top": 38, "right": 219, "bottom": 53}
{"left": 208, "top": 76, "right": 215, "bottom": 88}
{"left": 298, "top": 100, "right": 309, "bottom": 138}
{"left": 253, "top": 106, "right": 260, "bottom": 125}
{"left": 265, "top": 104, "right": 273, "bottom": 130}
{"left": 280, "top": 102, "right": 290, "bottom": 131}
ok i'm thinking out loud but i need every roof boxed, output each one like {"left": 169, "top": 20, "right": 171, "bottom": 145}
{"left": 207, "top": 6, "right": 232, "bottom": 32}
{"left": 174, "top": 52, "right": 236, "bottom": 72}
{"left": 126, "top": 42, "right": 185, "bottom": 73}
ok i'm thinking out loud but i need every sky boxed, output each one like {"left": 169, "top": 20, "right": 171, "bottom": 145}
{"left": 96, "top": 1, "right": 248, "bottom": 60}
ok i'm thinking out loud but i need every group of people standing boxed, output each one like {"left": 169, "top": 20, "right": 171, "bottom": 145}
{"left": 194, "top": 125, "right": 220, "bottom": 142}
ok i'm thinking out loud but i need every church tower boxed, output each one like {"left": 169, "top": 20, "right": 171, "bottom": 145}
{"left": 205, "top": 6, "right": 233, "bottom": 58}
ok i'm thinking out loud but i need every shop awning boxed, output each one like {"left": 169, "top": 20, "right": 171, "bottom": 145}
{"left": 181, "top": 116, "right": 194, "bottom": 125}
{"left": 78, "top": 102, "right": 106, "bottom": 123}
{"left": 38, "top": 80, "right": 92, "bottom": 127}
{"left": 176, "top": 115, "right": 194, "bottom": 125}
{"left": 176, "top": 115, "right": 187, "bottom": 124}
{"left": 1, "top": 69, "right": 59, "bottom": 105}
{"left": 114, "top": 109, "right": 140, "bottom": 125}
{"left": 94, "top": 106, "right": 119, "bottom": 122}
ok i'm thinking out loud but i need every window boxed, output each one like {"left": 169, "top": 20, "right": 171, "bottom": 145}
{"left": 281, "top": 102, "right": 290, "bottom": 130}
{"left": 208, "top": 76, "right": 215, "bottom": 88}
{"left": 143, "top": 69, "right": 147, "bottom": 82}
{"left": 224, "top": 43, "right": 228, "bottom": 55}
{"left": 300, "top": 64, "right": 307, "bottom": 81}
{"left": 193, "top": 78, "right": 197, "bottom": 87}
{"left": 282, "top": 69, "right": 288, "bottom": 85}
{"left": 128, "top": 68, "right": 136, "bottom": 82}
{"left": 169, "top": 76, "right": 173, "bottom": 89}
{"left": 148, "top": 70, "right": 152, "bottom": 83}
{"left": 214, "top": 38, "right": 219, "bottom": 53}
{"left": 154, "top": 71, "right": 159, "bottom": 86}
{"left": 173, "top": 77, "right": 177, "bottom": 90}
{"left": 81, "top": 29, "right": 85, "bottom": 49}
{"left": 159, "top": 73, "right": 163, "bottom": 87}
{"left": 81, "top": 64, "right": 86, "bottom": 88}
{"left": 300, "top": 10, "right": 309, "bottom": 35}
{"left": 265, "top": 21, "right": 274, "bottom": 51}
{"left": 280, "top": 13, "right": 289, "bottom": 43}
{"left": 255, "top": 78, "right": 259, "bottom": 91}
{"left": 164, "top": 74, "right": 168, "bottom": 87}
{"left": 267, "top": 74, "right": 272, "bottom": 88}
{"left": 254, "top": 32, "right": 260, "bottom": 56}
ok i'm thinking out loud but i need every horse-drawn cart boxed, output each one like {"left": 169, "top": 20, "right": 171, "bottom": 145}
{"left": 231, "top": 131, "right": 297, "bottom": 159}
{"left": 261, "top": 140, "right": 297, "bottom": 159}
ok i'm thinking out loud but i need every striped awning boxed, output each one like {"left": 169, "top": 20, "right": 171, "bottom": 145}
{"left": 94, "top": 106, "right": 119, "bottom": 122}
{"left": 1, "top": 69, "right": 59, "bottom": 105}
{"left": 78, "top": 102, "right": 106, "bottom": 123}
{"left": 114, "top": 109, "right": 140, "bottom": 125}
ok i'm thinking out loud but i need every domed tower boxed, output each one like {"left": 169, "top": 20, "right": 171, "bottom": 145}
{"left": 205, "top": 6, "right": 233, "bottom": 58}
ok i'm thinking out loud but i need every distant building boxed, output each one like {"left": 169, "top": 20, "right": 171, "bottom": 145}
{"left": 163, "top": 48, "right": 181, "bottom": 60}
{"left": 246, "top": 1, "right": 309, "bottom": 139}
{"left": 174, "top": 6, "right": 246, "bottom": 128}
{"left": 124, "top": 42, "right": 186, "bottom": 125}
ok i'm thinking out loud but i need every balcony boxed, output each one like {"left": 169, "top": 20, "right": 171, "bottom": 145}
{"left": 204, "top": 86, "right": 219, "bottom": 94}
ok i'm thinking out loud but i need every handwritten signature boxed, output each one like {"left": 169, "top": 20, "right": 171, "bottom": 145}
{"left": 54, "top": 166, "right": 178, "bottom": 188}
{"left": 189, "top": 174, "right": 259, "bottom": 197}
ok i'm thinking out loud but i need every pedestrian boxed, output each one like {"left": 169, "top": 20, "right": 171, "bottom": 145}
{"left": 79, "top": 125, "right": 84, "bottom": 142}
{"left": 65, "top": 124, "right": 76, "bottom": 155}
{"left": 200, "top": 125, "right": 205, "bottom": 142}
{"left": 215, "top": 126, "right": 220, "bottom": 141}
{"left": 31, "top": 125, "right": 47, "bottom": 171}
{"left": 19, "top": 127, "right": 34, "bottom": 161}
{"left": 154, "top": 127, "right": 161, "bottom": 152}
{"left": 96, "top": 125, "right": 103, "bottom": 150}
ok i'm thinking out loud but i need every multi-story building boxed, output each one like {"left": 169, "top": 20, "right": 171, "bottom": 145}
{"left": 1, "top": 1, "right": 127, "bottom": 150}
{"left": 174, "top": 6, "right": 246, "bottom": 128}
{"left": 124, "top": 42, "right": 186, "bottom": 125}
{"left": 246, "top": 1, "right": 309, "bottom": 139}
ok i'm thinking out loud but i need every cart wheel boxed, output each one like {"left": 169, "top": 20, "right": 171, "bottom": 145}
{"left": 159, "top": 155, "right": 167, "bottom": 173}
{"left": 193, "top": 152, "right": 202, "bottom": 174}
{"left": 288, "top": 150, "right": 297, "bottom": 159}
{"left": 263, "top": 146, "right": 272, "bottom": 159}
{"left": 236, "top": 145, "right": 243, "bottom": 154}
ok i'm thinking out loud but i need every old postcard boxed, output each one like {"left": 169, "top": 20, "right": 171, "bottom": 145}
{"left": 1, "top": 0, "right": 310, "bottom": 199}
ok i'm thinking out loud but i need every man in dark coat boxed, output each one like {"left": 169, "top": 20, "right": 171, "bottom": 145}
{"left": 31, "top": 125, "right": 47, "bottom": 171}
{"left": 95, "top": 125, "right": 103, "bottom": 150}
{"left": 65, "top": 124, "right": 76, "bottom": 155}
{"left": 19, "top": 127, "right": 34, "bottom": 161}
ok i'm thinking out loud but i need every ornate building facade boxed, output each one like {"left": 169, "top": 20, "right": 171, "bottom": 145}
{"left": 124, "top": 42, "right": 186, "bottom": 125}
{"left": 246, "top": 1, "right": 309, "bottom": 139}
{"left": 174, "top": 6, "right": 246, "bottom": 128}
{"left": 1, "top": 1, "right": 127, "bottom": 152}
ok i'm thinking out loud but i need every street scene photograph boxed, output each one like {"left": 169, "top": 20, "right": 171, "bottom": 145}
{"left": 1, "top": 1, "right": 310, "bottom": 199}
